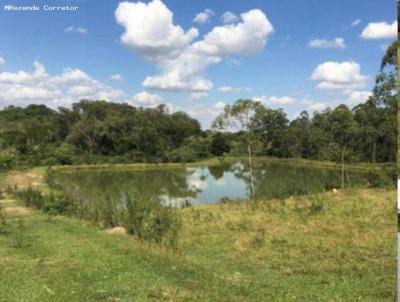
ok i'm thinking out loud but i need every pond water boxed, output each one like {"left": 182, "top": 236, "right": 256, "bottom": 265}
{"left": 52, "top": 160, "right": 378, "bottom": 206}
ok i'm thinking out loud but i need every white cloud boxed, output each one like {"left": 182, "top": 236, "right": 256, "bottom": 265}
{"left": 222, "top": 11, "right": 239, "bottom": 24}
{"left": 301, "top": 99, "right": 330, "bottom": 112}
{"left": 311, "top": 61, "right": 368, "bottom": 92}
{"left": 347, "top": 90, "right": 372, "bottom": 104}
{"left": 308, "top": 37, "right": 346, "bottom": 49}
{"left": 218, "top": 86, "right": 251, "bottom": 93}
{"left": 193, "top": 9, "right": 214, "bottom": 24}
{"left": 115, "top": 0, "right": 199, "bottom": 60}
{"left": 186, "top": 101, "right": 225, "bottom": 128}
{"left": 0, "top": 57, "right": 4, "bottom": 66}
{"left": 109, "top": 74, "right": 124, "bottom": 82}
{"left": 360, "top": 21, "right": 397, "bottom": 39}
{"left": 194, "top": 9, "right": 273, "bottom": 56}
{"left": 218, "top": 86, "right": 234, "bottom": 93}
{"left": 0, "top": 61, "right": 124, "bottom": 108}
{"left": 190, "top": 92, "right": 209, "bottom": 100}
{"left": 64, "top": 26, "right": 88, "bottom": 34}
{"left": 214, "top": 101, "right": 226, "bottom": 110}
{"left": 115, "top": 0, "right": 273, "bottom": 92}
{"left": 351, "top": 19, "right": 362, "bottom": 26}
{"left": 253, "top": 96, "right": 295, "bottom": 106}
{"left": 132, "top": 91, "right": 163, "bottom": 107}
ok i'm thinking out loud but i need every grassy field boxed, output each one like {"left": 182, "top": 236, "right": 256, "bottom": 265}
{"left": 0, "top": 166, "right": 396, "bottom": 301}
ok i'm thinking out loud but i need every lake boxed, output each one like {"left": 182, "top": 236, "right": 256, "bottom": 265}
{"left": 52, "top": 160, "right": 379, "bottom": 207}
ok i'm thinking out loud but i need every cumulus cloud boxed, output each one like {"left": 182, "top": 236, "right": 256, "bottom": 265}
{"left": 218, "top": 86, "right": 251, "bottom": 93}
{"left": 190, "top": 92, "right": 209, "bottom": 100}
{"left": 311, "top": 61, "right": 368, "bottom": 92}
{"left": 308, "top": 37, "right": 346, "bottom": 49}
{"left": 115, "top": 0, "right": 199, "bottom": 60}
{"left": 218, "top": 86, "right": 234, "bottom": 93}
{"left": 64, "top": 26, "right": 88, "bottom": 34}
{"left": 301, "top": 99, "right": 330, "bottom": 112}
{"left": 109, "top": 74, "right": 124, "bottom": 82}
{"left": 0, "top": 57, "right": 4, "bottom": 66}
{"left": 253, "top": 96, "right": 295, "bottom": 106}
{"left": 347, "top": 90, "right": 372, "bottom": 104}
{"left": 187, "top": 101, "right": 226, "bottom": 128}
{"left": 115, "top": 0, "right": 273, "bottom": 92}
{"left": 193, "top": 9, "right": 214, "bottom": 24}
{"left": 360, "top": 21, "right": 397, "bottom": 39}
{"left": 222, "top": 11, "right": 239, "bottom": 24}
{"left": 0, "top": 61, "right": 124, "bottom": 108}
{"left": 131, "top": 91, "right": 164, "bottom": 107}
{"left": 351, "top": 19, "right": 362, "bottom": 26}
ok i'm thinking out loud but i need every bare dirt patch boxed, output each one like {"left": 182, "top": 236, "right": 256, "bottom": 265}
{"left": 5, "top": 171, "right": 44, "bottom": 189}
{"left": 104, "top": 227, "right": 127, "bottom": 236}
{"left": 4, "top": 206, "right": 30, "bottom": 217}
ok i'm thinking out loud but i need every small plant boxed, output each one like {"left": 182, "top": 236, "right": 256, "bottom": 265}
{"left": 0, "top": 202, "right": 6, "bottom": 229}
{"left": 250, "top": 229, "right": 266, "bottom": 248}
{"left": 13, "top": 218, "right": 26, "bottom": 248}
{"left": 15, "top": 187, "right": 44, "bottom": 209}
{"left": 228, "top": 216, "right": 253, "bottom": 231}
{"left": 308, "top": 195, "right": 325, "bottom": 215}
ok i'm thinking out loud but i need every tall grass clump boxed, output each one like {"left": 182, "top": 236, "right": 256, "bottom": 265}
{"left": 14, "top": 187, "right": 72, "bottom": 215}
{"left": 124, "top": 195, "right": 181, "bottom": 249}
{"left": 0, "top": 202, "right": 6, "bottom": 227}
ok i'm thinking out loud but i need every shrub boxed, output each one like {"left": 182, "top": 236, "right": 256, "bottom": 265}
{"left": 15, "top": 187, "right": 44, "bottom": 209}
{"left": 209, "top": 133, "right": 230, "bottom": 156}
{"left": 366, "top": 169, "right": 394, "bottom": 188}
{"left": 0, "top": 154, "right": 15, "bottom": 171}
{"left": 124, "top": 195, "right": 181, "bottom": 249}
{"left": 15, "top": 187, "right": 71, "bottom": 215}
{"left": 308, "top": 195, "right": 325, "bottom": 215}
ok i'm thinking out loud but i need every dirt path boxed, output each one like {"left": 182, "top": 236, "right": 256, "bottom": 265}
{"left": 0, "top": 194, "right": 30, "bottom": 220}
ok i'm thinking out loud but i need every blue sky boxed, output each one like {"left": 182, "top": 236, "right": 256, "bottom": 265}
{"left": 0, "top": 0, "right": 396, "bottom": 127}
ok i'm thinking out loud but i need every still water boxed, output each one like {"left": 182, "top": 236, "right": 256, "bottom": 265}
{"left": 53, "top": 161, "right": 377, "bottom": 206}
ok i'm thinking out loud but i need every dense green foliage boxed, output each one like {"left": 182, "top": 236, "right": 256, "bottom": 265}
{"left": 0, "top": 42, "right": 396, "bottom": 169}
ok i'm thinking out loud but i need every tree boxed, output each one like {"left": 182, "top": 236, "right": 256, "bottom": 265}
{"left": 327, "top": 105, "right": 358, "bottom": 187}
{"left": 209, "top": 133, "right": 230, "bottom": 156}
{"left": 252, "top": 107, "right": 289, "bottom": 157}
{"left": 212, "top": 100, "right": 262, "bottom": 199}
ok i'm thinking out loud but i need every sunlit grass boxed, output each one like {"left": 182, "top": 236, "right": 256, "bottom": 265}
{"left": 0, "top": 185, "right": 395, "bottom": 301}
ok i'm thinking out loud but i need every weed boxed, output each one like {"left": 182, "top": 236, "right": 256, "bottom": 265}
{"left": 0, "top": 202, "right": 6, "bottom": 226}
{"left": 250, "top": 229, "right": 266, "bottom": 248}
{"left": 308, "top": 195, "right": 325, "bottom": 215}
{"left": 13, "top": 218, "right": 26, "bottom": 248}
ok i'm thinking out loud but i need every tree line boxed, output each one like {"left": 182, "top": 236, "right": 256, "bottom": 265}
{"left": 0, "top": 41, "right": 396, "bottom": 169}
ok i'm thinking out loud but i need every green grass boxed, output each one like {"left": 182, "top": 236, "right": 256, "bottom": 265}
{"left": 0, "top": 186, "right": 396, "bottom": 301}
{"left": 22, "top": 156, "right": 392, "bottom": 175}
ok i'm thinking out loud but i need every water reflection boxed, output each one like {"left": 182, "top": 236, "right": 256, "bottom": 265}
{"left": 54, "top": 161, "right": 377, "bottom": 207}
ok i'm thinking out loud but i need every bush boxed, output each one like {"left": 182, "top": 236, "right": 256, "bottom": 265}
{"left": 124, "top": 195, "right": 181, "bottom": 249}
{"left": 366, "top": 169, "right": 394, "bottom": 187}
{"left": 308, "top": 195, "right": 325, "bottom": 215}
{"left": 0, "top": 154, "right": 15, "bottom": 171}
{"left": 15, "top": 187, "right": 71, "bottom": 214}
{"left": 209, "top": 133, "right": 230, "bottom": 156}
{"left": 15, "top": 187, "right": 44, "bottom": 209}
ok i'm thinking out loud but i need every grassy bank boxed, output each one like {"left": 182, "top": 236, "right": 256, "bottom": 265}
{"left": 0, "top": 185, "right": 396, "bottom": 301}
{"left": 34, "top": 156, "right": 395, "bottom": 174}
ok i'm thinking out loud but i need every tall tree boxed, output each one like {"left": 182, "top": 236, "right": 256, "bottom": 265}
{"left": 212, "top": 100, "right": 262, "bottom": 199}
